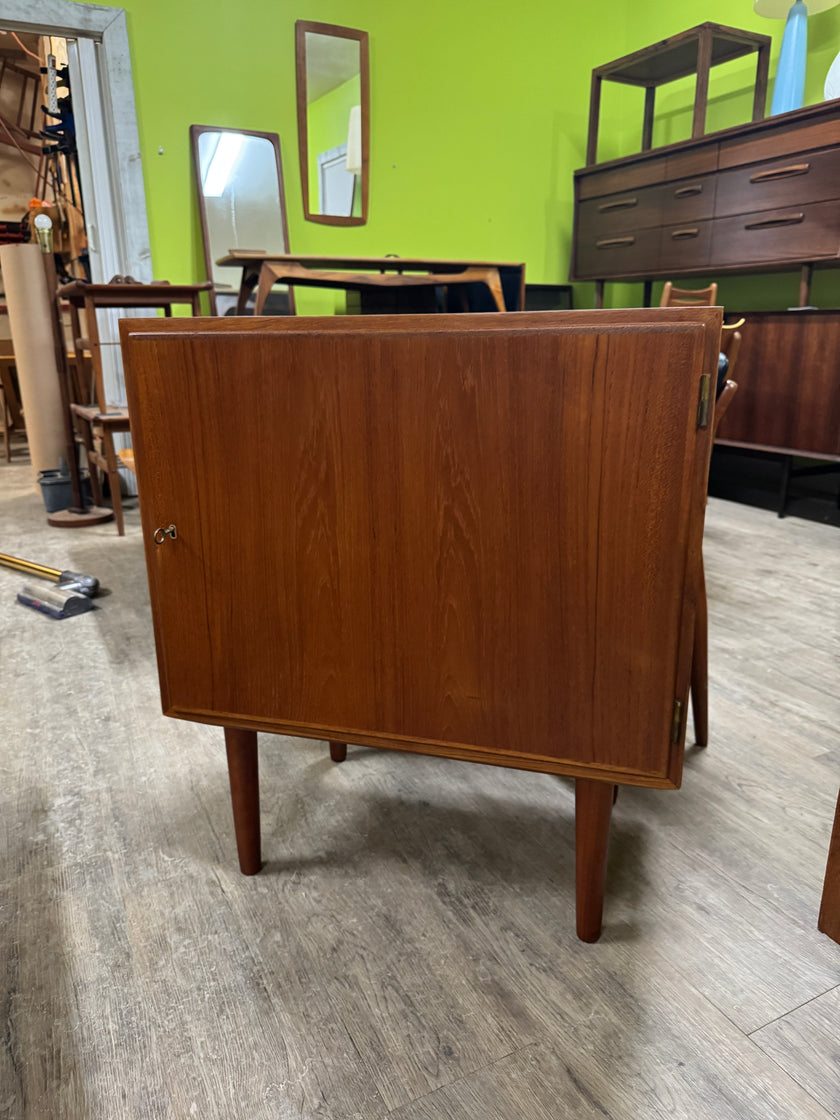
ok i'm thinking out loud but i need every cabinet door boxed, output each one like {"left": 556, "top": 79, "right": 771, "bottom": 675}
{"left": 122, "top": 313, "right": 717, "bottom": 786}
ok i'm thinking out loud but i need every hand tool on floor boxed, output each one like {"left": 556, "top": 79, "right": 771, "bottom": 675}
{"left": 17, "top": 581, "right": 94, "bottom": 619}
{"left": 0, "top": 551, "right": 99, "bottom": 596}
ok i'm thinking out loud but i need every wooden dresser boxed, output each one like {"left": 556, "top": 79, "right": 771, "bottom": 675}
{"left": 571, "top": 99, "right": 840, "bottom": 299}
{"left": 120, "top": 308, "right": 721, "bottom": 942}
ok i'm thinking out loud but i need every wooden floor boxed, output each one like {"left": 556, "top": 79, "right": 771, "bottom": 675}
{"left": 1, "top": 455, "right": 838, "bottom": 1119}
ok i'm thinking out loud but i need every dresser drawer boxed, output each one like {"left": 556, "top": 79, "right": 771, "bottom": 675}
{"left": 659, "top": 220, "right": 712, "bottom": 271}
{"left": 710, "top": 200, "right": 840, "bottom": 266}
{"left": 577, "top": 184, "right": 663, "bottom": 237}
{"left": 575, "top": 157, "right": 667, "bottom": 201}
{"left": 658, "top": 175, "right": 716, "bottom": 224}
{"left": 716, "top": 146, "right": 840, "bottom": 217}
{"left": 574, "top": 226, "right": 660, "bottom": 279}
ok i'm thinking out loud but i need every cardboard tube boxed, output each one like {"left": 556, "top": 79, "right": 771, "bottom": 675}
{"left": 0, "top": 243, "right": 66, "bottom": 479}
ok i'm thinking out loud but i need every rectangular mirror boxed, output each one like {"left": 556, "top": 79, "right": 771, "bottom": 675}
{"left": 295, "top": 21, "right": 369, "bottom": 226}
{"left": 190, "top": 125, "right": 294, "bottom": 314}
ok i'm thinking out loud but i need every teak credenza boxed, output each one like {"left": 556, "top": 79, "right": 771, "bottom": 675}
{"left": 571, "top": 99, "right": 840, "bottom": 306}
{"left": 121, "top": 309, "right": 721, "bottom": 941}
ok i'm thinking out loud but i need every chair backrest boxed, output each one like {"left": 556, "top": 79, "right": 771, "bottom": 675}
{"left": 660, "top": 281, "right": 718, "bottom": 307}
{"left": 720, "top": 327, "right": 742, "bottom": 376}
{"left": 714, "top": 379, "right": 738, "bottom": 437}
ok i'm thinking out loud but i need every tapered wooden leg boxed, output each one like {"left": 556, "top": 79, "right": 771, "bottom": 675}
{"left": 575, "top": 778, "right": 616, "bottom": 943}
{"left": 691, "top": 553, "right": 709, "bottom": 747}
{"left": 329, "top": 740, "right": 347, "bottom": 763}
{"left": 224, "top": 727, "right": 262, "bottom": 874}
{"left": 101, "top": 430, "right": 125, "bottom": 536}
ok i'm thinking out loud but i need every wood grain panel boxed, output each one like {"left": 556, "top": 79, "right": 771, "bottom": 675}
{"left": 122, "top": 310, "right": 719, "bottom": 786}
{"left": 715, "top": 311, "right": 840, "bottom": 457}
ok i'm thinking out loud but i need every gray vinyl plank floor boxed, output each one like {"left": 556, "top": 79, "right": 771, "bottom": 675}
{"left": 1, "top": 455, "right": 838, "bottom": 1119}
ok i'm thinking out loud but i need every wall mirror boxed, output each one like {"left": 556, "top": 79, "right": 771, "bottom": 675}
{"left": 295, "top": 21, "right": 369, "bottom": 225}
{"left": 190, "top": 125, "right": 293, "bottom": 314}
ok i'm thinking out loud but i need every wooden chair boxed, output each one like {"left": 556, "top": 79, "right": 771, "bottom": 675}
{"left": 659, "top": 280, "right": 736, "bottom": 747}
{"left": 660, "top": 281, "right": 718, "bottom": 307}
{"left": 0, "top": 352, "right": 24, "bottom": 461}
{"left": 59, "top": 278, "right": 210, "bottom": 535}
{"left": 690, "top": 326, "right": 741, "bottom": 747}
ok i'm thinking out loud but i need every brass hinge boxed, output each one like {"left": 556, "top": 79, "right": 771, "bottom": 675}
{"left": 697, "top": 373, "right": 711, "bottom": 429}
{"left": 671, "top": 698, "right": 683, "bottom": 744}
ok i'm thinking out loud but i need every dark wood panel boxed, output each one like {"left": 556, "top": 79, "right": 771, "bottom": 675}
{"left": 716, "top": 146, "right": 840, "bottom": 218}
{"left": 122, "top": 310, "right": 719, "bottom": 787}
{"left": 715, "top": 311, "right": 840, "bottom": 457}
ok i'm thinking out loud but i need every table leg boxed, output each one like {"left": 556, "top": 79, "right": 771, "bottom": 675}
{"left": 224, "top": 726, "right": 262, "bottom": 874}
{"left": 575, "top": 777, "right": 616, "bottom": 942}
{"left": 329, "top": 741, "right": 348, "bottom": 763}
{"left": 236, "top": 268, "right": 259, "bottom": 315}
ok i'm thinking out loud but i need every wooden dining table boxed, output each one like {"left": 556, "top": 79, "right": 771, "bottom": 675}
{"left": 216, "top": 253, "right": 526, "bottom": 316}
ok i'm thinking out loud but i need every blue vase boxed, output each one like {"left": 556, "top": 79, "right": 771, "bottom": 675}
{"left": 771, "top": 1, "right": 809, "bottom": 115}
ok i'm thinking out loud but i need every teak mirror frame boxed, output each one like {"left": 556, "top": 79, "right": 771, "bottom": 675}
{"left": 190, "top": 124, "right": 293, "bottom": 316}
{"left": 295, "top": 20, "right": 370, "bottom": 226}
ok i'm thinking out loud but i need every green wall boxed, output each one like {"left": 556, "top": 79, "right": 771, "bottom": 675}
{"left": 88, "top": 0, "right": 840, "bottom": 311}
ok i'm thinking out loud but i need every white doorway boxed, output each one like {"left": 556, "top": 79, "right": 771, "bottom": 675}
{"left": 0, "top": 0, "right": 151, "bottom": 490}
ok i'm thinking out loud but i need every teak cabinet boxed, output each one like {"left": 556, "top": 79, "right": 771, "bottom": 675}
{"left": 121, "top": 309, "right": 721, "bottom": 941}
{"left": 571, "top": 99, "right": 840, "bottom": 300}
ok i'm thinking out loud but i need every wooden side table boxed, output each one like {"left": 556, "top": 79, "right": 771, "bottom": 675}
{"left": 58, "top": 279, "right": 211, "bottom": 535}
{"left": 586, "top": 22, "right": 771, "bottom": 165}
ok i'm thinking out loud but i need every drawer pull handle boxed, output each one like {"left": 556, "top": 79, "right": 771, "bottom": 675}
{"left": 749, "top": 163, "right": 810, "bottom": 184}
{"left": 153, "top": 524, "right": 178, "bottom": 545}
{"left": 595, "top": 236, "right": 636, "bottom": 249}
{"left": 674, "top": 185, "right": 703, "bottom": 198}
{"left": 670, "top": 228, "right": 700, "bottom": 240}
{"left": 744, "top": 213, "right": 804, "bottom": 230}
{"left": 598, "top": 197, "right": 638, "bottom": 212}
